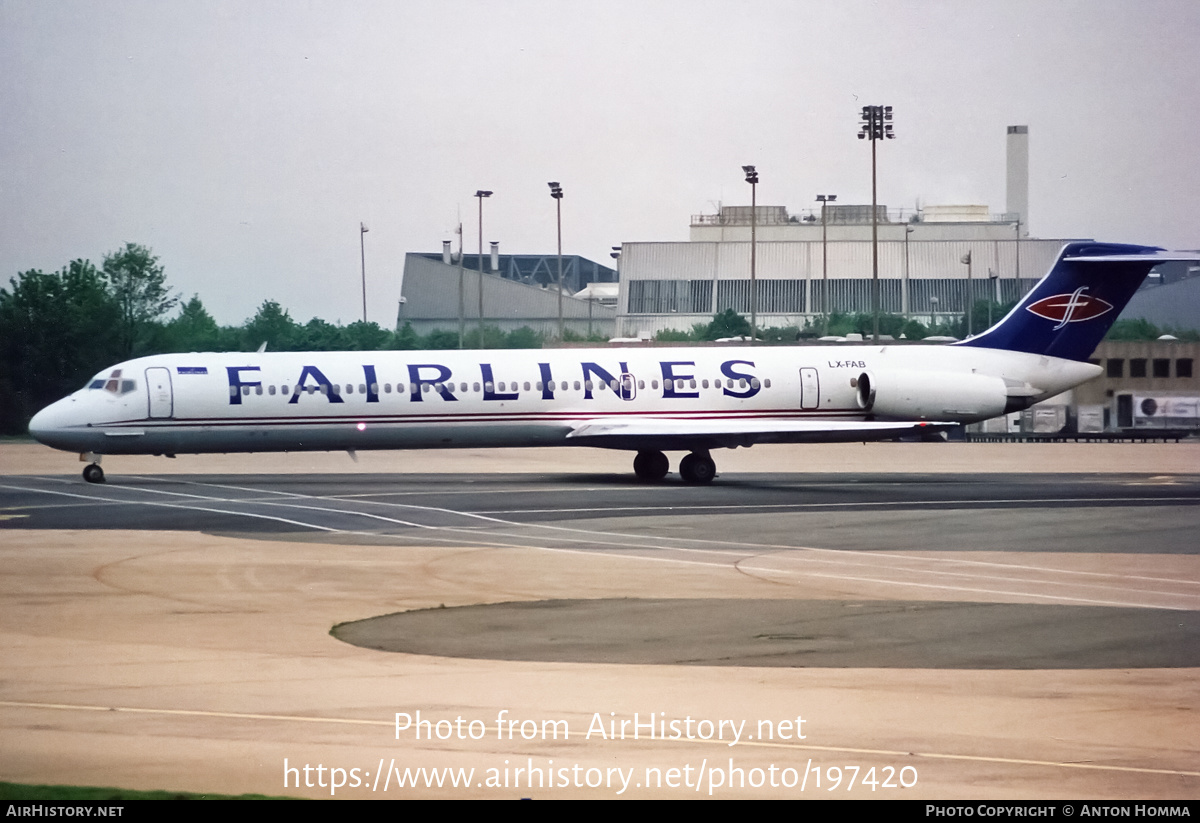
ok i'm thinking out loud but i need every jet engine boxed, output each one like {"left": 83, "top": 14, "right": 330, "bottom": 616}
{"left": 855, "top": 369, "right": 1012, "bottom": 422}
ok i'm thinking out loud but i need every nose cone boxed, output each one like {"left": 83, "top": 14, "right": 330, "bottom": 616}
{"left": 28, "top": 404, "right": 55, "bottom": 444}
{"left": 28, "top": 397, "right": 84, "bottom": 451}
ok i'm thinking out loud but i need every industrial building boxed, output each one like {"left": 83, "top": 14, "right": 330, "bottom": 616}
{"left": 616, "top": 125, "right": 1051, "bottom": 337}
{"left": 616, "top": 205, "right": 1069, "bottom": 338}
{"left": 398, "top": 248, "right": 618, "bottom": 338}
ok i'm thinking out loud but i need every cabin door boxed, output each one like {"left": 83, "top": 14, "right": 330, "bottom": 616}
{"left": 145, "top": 367, "right": 174, "bottom": 418}
{"left": 799, "top": 367, "right": 820, "bottom": 410}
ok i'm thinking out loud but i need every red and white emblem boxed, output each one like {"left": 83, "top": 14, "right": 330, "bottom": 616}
{"left": 1025, "top": 287, "right": 1113, "bottom": 330}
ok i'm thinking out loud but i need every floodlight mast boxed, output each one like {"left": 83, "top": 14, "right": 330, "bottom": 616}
{"left": 858, "top": 105, "right": 894, "bottom": 341}
{"left": 743, "top": 165, "right": 759, "bottom": 342}
{"left": 548, "top": 182, "right": 564, "bottom": 340}
{"left": 475, "top": 190, "right": 492, "bottom": 346}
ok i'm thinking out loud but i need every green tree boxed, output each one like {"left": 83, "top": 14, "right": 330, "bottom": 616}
{"left": 424, "top": 329, "right": 461, "bottom": 349}
{"left": 101, "top": 243, "right": 178, "bottom": 356}
{"left": 297, "top": 317, "right": 345, "bottom": 351}
{"left": 243, "top": 300, "right": 299, "bottom": 351}
{"left": 343, "top": 320, "right": 392, "bottom": 350}
{"left": 703, "top": 308, "right": 751, "bottom": 340}
{"left": 392, "top": 322, "right": 421, "bottom": 350}
{"left": 502, "top": 326, "right": 543, "bottom": 349}
{"left": 0, "top": 261, "right": 123, "bottom": 433}
{"left": 164, "top": 295, "right": 221, "bottom": 352}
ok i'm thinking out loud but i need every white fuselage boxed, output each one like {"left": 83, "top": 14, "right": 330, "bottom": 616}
{"left": 29, "top": 343, "right": 1100, "bottom": 457}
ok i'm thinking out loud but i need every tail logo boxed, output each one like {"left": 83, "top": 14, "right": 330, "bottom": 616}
{"left": 1026, "top": 287, "right": 1114, "bottom": 330}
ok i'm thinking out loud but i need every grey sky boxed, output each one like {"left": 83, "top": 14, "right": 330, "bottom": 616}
{"left": 3, "top": 0, "right": 1198, "bottom": 327}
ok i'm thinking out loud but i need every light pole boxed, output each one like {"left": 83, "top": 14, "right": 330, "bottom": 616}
{"left": 930, "top": 295, "right": 939, "bottom": 333}
{"left": 359, "top": 222, "right": 369, "bottom": 323}
{"left": 548, "top": 182, "right": 564, "bottom": 340}
{"left": 743, "top": 165, "right": 758, "bottom": 341}
{"left": 1014, "top": 216, "right": 1022, "bottom": 284}
{"left": 903, "top": 224, "right": 914, "bottom": 320}
{"left": 961, "top": 250, "right": 973, "bottom": 337}
{"left": 858, "top": 105, "right": 894, "bottom": 341}
{"left": 988, "top": 269, "right": 999, "bottom": 328}
{"left": 475, "top": 190, "right": 492, "bottom": 346}
{"left": 456, "top": 221, "right": 465, "bottom": 348}
{"left": 816, "top": 194, "right": 836, "bottom": 334}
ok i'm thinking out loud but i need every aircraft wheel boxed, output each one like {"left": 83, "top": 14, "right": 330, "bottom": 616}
{"left": 679, "top": 451, "right": 716, "bottom": 485}
{"left": 633, "top": 450, "right": 669, "bottom": 481}
{"left": 82, "top": 464, "right": 105, "bottom": 484}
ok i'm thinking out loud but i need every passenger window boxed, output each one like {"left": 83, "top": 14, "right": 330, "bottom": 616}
{"left": 751, "top": 378, "right": 761, "bottom": 389}
{"left": 346, "top": 384, "right": 354, "bottom": 394}
{"left": 255, "top": 385, "right": 263, "bottom": 395}
{"left": 281, "top": 385, "right": 289, "bottom": 396}
{"left": 242, "top": 386, "right": 251, "bottom": 396}
{"left": 764, "top": 378, "right": 771, "bottom": 388}
{"left": 268, "top": 385, "right": 276, "bottom": 396}
{"left": 524, "top": 381, "right": 531, "bottom": 392}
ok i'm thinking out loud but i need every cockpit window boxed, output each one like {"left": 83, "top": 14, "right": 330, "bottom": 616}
{"left": 86, "top": 369, "right": 137, "bottom": 395}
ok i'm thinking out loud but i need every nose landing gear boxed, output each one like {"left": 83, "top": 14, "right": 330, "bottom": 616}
{"left": 81, "top": 453, "right": 105, "bottom": 484}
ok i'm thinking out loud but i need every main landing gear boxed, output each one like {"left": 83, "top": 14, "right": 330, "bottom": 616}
{"left": 632, "top": 449, "right": 717, "bottom": 485}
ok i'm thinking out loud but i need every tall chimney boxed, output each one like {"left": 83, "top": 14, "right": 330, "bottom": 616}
{"left": 442, "top": 240, "right": 452, "bottom": 265}
{"left": 1006, "top": 125, "right": 1029, "bottom": 236}
{"left": 490, "top": 241, "right": 500, "bottom": 272}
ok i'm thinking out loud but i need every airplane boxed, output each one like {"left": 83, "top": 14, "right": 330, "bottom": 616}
{"left": 28, "top": 242, "right": 1198, "bottom": 485}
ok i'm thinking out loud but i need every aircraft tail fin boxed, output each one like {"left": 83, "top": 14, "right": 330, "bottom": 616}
{"left": 955, "top": 242, "right": 1198, "bottom": 361}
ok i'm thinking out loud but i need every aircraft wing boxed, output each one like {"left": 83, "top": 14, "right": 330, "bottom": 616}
{"left": 566, "top": 417, "right": 954, "bottom": 448}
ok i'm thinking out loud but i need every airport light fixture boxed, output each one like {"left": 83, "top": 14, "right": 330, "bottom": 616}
{"left": 475, "top": 190, "right": 492, "bottom": 346}
{"left": 743, "top": 165, "right": 759, "bottom": 342}
{"left": 858, "top": 104, "right": 894, "bottom": 340}
{"left": 549, "top": 182, "right": 564, "bottom": 341}
{"left": 359, "top": 222, "right": 369, "bottom": 323}
{"left": 816, "top": 194, "right": 836, "bottom": 334}
{"left": 961, "top": 249, "right": 973, "bottom": 337}
{"left": 904, "top": 224, "right": 914, "bottom": 319}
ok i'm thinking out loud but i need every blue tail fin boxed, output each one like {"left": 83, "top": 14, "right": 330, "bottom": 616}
{"left": 956, "top": 242, "right": 1184, "bottom": 361}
